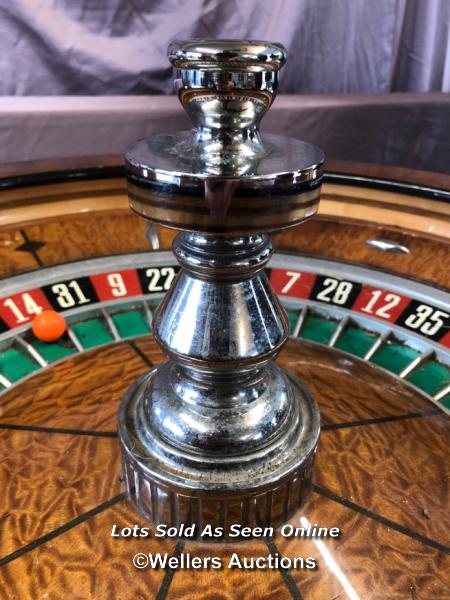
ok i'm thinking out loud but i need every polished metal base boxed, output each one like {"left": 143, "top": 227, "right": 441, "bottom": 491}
{"left": 119, "top": 363, "right": 320, "bottom": 537}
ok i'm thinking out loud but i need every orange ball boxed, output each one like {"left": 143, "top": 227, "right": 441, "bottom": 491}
{"left": 32, "top": 310, "right": 66, "bottom": 342}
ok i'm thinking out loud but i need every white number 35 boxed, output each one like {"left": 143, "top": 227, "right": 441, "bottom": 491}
{"left": 404, "top": 304, "right": 449, "bottom": 336}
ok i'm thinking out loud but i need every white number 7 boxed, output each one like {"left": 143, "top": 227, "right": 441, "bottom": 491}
{"left": 281, "top": 271, "right": 301, "bottom": 294}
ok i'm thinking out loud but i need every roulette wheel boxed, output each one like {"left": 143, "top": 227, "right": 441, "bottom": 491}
{"left": 1, "top": 157, "right": 449, "bottom": 599}
{"left": 0, "top": 41, "right": 449, "bottom": 600}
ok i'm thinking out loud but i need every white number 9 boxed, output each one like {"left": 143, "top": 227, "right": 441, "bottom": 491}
{"left": 107, "top": 273, "right": 127, "bottom": 297}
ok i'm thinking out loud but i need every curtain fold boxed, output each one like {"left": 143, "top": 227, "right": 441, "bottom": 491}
{"left": 392, "top": 0, "right": 450, "bottom": 91}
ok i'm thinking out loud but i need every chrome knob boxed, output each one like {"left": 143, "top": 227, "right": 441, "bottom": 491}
{"left": 168, "top": 39, "right": 287, "bottom": 162}
{"left": 167, "top": 39, "right": 287, "bottom": 71}
{"left": 125, "top": 40, "right": 323, "bottom": 233}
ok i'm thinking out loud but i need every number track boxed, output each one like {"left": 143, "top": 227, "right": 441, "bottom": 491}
{"left": 0, "top": 252, "right": 449, "bottom": 413}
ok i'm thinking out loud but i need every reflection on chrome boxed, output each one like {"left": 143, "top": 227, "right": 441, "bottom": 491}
{"left": 300, "top": 516, "right": 361, "bottom": 600}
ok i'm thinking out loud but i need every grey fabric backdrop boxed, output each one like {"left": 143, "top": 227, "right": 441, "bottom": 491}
{"left": 1, "top": 93, "right": 449, "bottom": 174}
{"left": 0, "top": 0, "right": 449, "bottom": 172}
{"left": 1, "top": 0, "right": 449, "bottom": 95}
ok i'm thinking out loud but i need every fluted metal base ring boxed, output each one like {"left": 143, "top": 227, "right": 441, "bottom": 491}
{"left": 118, "top": 364, "right": 320, "bottom": 539}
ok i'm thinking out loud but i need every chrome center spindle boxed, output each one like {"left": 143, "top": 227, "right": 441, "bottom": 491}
{"left": 118, "top": 39, "right": 324, "bottom": 536}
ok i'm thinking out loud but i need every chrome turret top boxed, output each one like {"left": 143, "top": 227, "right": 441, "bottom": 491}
{"left": 125, "top": 39, "right": 324, "bottom": 232}
{"left": 167, "top": 38, "right": 286, "bottom": 163}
